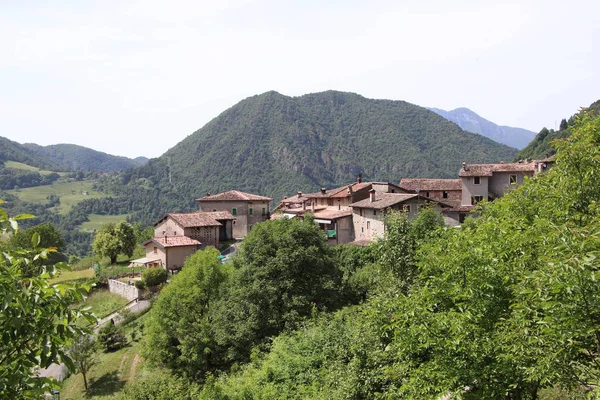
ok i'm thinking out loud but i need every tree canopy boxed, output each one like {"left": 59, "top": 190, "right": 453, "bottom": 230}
{"left": 91, "top": 221, "right": 136, "bottom": 264}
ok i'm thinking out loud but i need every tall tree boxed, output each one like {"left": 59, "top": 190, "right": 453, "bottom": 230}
{"left": 67, "top": 335, "right": 96, "bottom": 392}
{"left": 91, "top": 222, "right": 136, "bottom": 264}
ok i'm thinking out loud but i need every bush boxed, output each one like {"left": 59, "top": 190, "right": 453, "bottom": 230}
{"left": 142, "top": 267, "right": 168, "bottom": 287}
{"left": 98, "top": 322, "right": 127, "bottom": 351}
{"left": 134, "top": 280, "right": 146, "bottom": 290}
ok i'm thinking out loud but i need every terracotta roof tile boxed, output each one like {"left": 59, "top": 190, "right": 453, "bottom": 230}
{"left": 203, "top": 211, "right": 235, "bottom": 220}
{"left": 156, "top": 212, "right": 222, "bottom": 228}
{"left": 145, "top": 236, "right": 201, "bottom": 248}
{"left": 350, "top": 193, "right": 419, "bottom": 209}
{"left": 196, "top": 190, "right": 272, "bottom": 202}
{"left": 330, "top": 182, "right": 373, "bottom": 198}
{"left": 459, "top": 162, "right": 536, "bottom": 177}
{"left": 399, "top": 178, "right": 462, "bottom": 191}
{"left": 312, "top": 209, "right": 353, "bottom": 220}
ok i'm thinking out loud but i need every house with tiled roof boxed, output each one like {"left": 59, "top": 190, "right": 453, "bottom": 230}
{"left": 143, "top": 236, "right": 202, "bottom": 272}
{"left": 350, "top": 190, "right": 452, "bottom": 242}
{"left": 145, "top": 210, "right": 235, "bottom": 271}
{"left": 196, "top": 190, "right": 272, "bottom": 238}
{"left": 399, "top": 178, "right": 462, "bottom": 205}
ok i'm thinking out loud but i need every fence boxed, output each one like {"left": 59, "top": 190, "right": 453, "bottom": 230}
{"left": 108, "top": 279, "right": 139, "bottom": 301}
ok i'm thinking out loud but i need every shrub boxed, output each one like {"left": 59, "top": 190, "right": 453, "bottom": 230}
{"left": 134, "top": 280, "right": 146, "bottom": 290}
{"left": 98, "top": 322, "right": 126, "bottom": 351}
{"left": 142, "top": 267, "right": 168, "bottom": 287}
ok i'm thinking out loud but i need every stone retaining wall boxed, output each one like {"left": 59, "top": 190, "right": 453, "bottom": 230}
{"left": 108, "top": 279, "right": 139, "bottom": 301}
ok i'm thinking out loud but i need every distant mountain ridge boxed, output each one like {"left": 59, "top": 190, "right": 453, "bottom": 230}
{"left": 428, "top": 107, "right": 536, "bottom": 149}
{"left": 0, "top": 140, "right": 148, "bottom": 172}
{"left": 116, "top": 90, "right": 518, "bottom": 224}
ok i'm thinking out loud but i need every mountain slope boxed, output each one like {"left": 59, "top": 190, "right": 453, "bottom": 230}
{"left": 516, "top": 99, "right": 600, "bottom": 160}
{"left": 118, "top": 91, "right": 517, "bottom": 223}
{"left": 23, "top": 143, "right": 148, "bottom": 172}
{"left": 428, "top": 107, "right": 536, "bottom": 149}
{"left": 0, "top": 136, "right": 60, "bottom": 170}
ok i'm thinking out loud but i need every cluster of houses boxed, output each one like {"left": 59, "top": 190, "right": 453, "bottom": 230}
{"left": 134, "top": 159, "right": 552, "bottom": 272}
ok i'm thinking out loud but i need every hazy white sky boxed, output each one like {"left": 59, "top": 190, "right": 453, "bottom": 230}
{"left": 1, "top": 0, "right": 598, "bottom": 158}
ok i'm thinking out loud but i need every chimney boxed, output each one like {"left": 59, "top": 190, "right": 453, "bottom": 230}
{"left": 297, "top": 191, "right": 302, "bottom": 198}
{"left": 347, "top": 185, "right": 353, "bottom": 195}
{"left": 369, "top": 189, "right": 376, "bottom": 202}
{"left": 320, "top": 187, "right": 326, "bottom": 195}
{"left": 462, "top": 162, "right": 468, "bottom": 171}
{"left": 164, "top": 235, "right": 167, "bottom": 243}
{"left": 358, "top": 173, "right": 363, "bottom": 183}
{"left": 283, "top": 196, "right": 288, "bottom": 199}
{"left": 500, "top": 160, "right": 504, "bottom": 164}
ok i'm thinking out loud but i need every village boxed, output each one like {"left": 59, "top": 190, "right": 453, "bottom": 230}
{"left": 134, "top": 158, "right": 553, "bottom": 272}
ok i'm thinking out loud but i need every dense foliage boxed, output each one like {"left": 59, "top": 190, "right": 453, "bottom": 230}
{"left": 142, "top": 267, "right": 168, "bottom": 286}
{"left": 0, "top": 205, "right": 94, "bottom": 398}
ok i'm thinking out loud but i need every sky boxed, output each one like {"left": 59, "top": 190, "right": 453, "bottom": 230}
{"left": 1, "top": 0, "right": 599, "bottom": 158}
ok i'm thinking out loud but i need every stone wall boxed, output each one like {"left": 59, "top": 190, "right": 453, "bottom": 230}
{"left": 108, "top": 279, "right": 139, "bottom": 301}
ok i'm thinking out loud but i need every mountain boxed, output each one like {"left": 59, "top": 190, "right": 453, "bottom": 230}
{"left": 0, "top": 136, "right": 59, "bottom": 170}
{"left": 117, "top": 91, "right": 517, "bottom": 224}
{"left": 516, "top": 99, "right": 600, "bottom": 161}
{"left": 428, "top": 107, "right": 536, "bottom": 149}
{"left": 22, "top": 143, "right": 148, "bottom": 172}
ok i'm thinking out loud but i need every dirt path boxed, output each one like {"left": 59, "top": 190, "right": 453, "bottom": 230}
{"left": 128, "top": 354, "right": 141, "bottom": 382}
{"left": 118, "top": 353, "right": 129, "bottom": 376}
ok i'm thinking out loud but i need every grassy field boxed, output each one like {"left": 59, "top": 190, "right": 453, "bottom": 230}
{"left": 50, "top": 268, "right": 95, "bottom": 284}
{"left": 60, "top": 313, "right": 153, "bottom": 400}
{"left": 7, "top": 180, "right": 106, "bottom": 214}
{"left": 80, "top": 214, "right": 130, "bottom": 232}
{"left": 4, "top": 160, "right": 66, "bottom": 176}
{"left": 82, "top": 290, "right": 130, "bottom": 320}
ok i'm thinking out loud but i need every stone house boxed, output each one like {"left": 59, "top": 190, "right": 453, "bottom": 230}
{"left": 350, "top": 189, "right": 450, "bottom": 242}
{"left": 196, "top": 190, "right": 272, "bottom": 238}
{"left": 459, "top": 161, "right": 539, "bottom": 206}
{"left": 153, "top": 211, "right": 234, "bottom": 248}
{"left": 143, "top": 236, "right": 202, "bottom": 272}
{"left": 398, "top": 178, "right": 462, "bottom": 205}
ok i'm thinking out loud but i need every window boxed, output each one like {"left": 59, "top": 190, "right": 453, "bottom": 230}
{"left": 426, "top": 192, "right": 430, "bottom": 197}
{"left": 473, "top": 176, "right": 481, "bottom": 185}
{"left": 153, "top": 247, "right": 157, "bottom": 254}
{"left": 359, "top": 209, "right": 363, "bottom": 216}
{"left": 443, "top": 191, "right": 448, "bottom": 199}
{"left": 373, "top": 209, "right": 377, "bottom": 216}
{"left": 471, "top": 195, "right": 483, "bottom": 205}
{"left": 509, "top": 175, "right": 517, "bottom": 185}
{"left": 262, "top": 207, "right": 266, "bottom": 215}
{"left": 213, "top": 209, "right": 216, "bottom": 212}
{"left": 249, "top": 208, "right": 253, "bottom": 216}
{"left": 403, "top": 204, "right": 411, "bottom": 213}
{"left": 327, "top": 199, "right": 333, "bottom": 206}
{"left": 417, "top": 204, "right": 424, "bottom": 211}
{"left": 232, "top": 208, "right": 237, "bottom": 215}
{"left": 367, "top": 221, "right": 370, "bottom": 229}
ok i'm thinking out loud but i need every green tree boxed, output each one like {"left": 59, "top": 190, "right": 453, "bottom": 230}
{"left": 559, "top": 118, "right": 568, "bottom": 131}
{"left": 0, "top": 202, "right": 95, "bottom": 398}
{"left": 210, "top": 216, "right": 340, "bottom": 364}
{"left": 144, "top": 248, "right": 229, "bottom": 380}
{"left": 142, "top": 267, "right": 168, "bottom": 287}
{"left": 98, "top": 322, "right": 126, "bottom": 352}
{"left": 67, "top": 334, "right": 96, "bottom": 392}
{"left": 91, "top": 222, "right": 136, "bottom": 264}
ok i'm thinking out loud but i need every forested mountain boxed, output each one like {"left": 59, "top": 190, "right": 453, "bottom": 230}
{"left": 109, "top": 90, "right": 517, "bottom": 225}
{"left": 0, "top": 136, "right": 59, "bottom": 169}
{"left": 428, "top": 107, "right": 536, "bottom": 149}
{"left": 516, "top": 99, "right": 600, "bottom": 160}
{"left": 23, "top": 143, "right": 148, "bottom": 172}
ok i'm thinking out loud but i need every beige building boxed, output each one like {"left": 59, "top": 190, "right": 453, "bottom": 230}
{"left": 350, "top": 190, "right": 449, "bottom": 242}
{"left": 399, "top": 178, "right": 462, "bottom": 205}
{"left": 459, "top": 162, "right": 539, "bottom": 206}
{"left": 143, "top": 236, "right": 202, "bottom": 272}
{"left": 196, "top": 190, "right": 272, "bottom": 238}
{"left": 153, "top": 211, "right": 234, "bottom": 249}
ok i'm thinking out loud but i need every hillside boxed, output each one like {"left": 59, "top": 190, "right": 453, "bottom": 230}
{"left": 428, "top": 107, "right": 536, "bottom": 149}
{"left": 516, "top": 99, "right": 600, "bottom": 160}
{"left": 0, "top": 136, "right": 59, "bottom": 170}
{"left": 116, "top": 91, "right": 517, "bottom": 224}
{"left": 23, "top": 143, "right": 148, "bottom": 172}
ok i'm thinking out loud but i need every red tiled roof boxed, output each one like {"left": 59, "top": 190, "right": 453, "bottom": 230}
{"left": 144, "top": 236, "right": 201, "bottom": 248}
{"left": 196, "top": 190, "right": 272, "bottom": 202}
{"left": 350, "top": 193, "right": 453, "bottom": 210}
{"left": 203, "top": 211, "right": 235, "bottom": 220}
{"left": 312, "top": 209, "right": 353, "bottom": 220}
{"left": 155, "top": 212, "right": 222, "bottom": 228}
{"left": 459, "top": 162, "right": 536, "bottom": 177}
{"left": 399, "top": 178, "right": 462, "bottom": 191}
{"left": 330, "top": 182, "right": 372, "bottom": 198}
